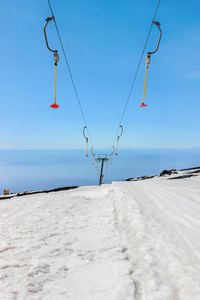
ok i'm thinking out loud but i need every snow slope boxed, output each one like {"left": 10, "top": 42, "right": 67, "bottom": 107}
{"left": 111, "top": 169, "right": 200, "bottom": 299}
{"left": 0, "top": 169, "right": 200, "bottom": 299}
{"left": 0, "top": 185, "right": 134, "bottom": 300}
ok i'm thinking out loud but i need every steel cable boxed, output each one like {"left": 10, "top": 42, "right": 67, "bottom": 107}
{"left": 112, "top": 0, "right": 161, "bottom": 148}
{"left": 47, "top": 0, "right": 94, "bottom": 148}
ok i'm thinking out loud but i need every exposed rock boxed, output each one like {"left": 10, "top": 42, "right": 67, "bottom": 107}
{"left": 168, "top": 174, "right": 196, "bottom": 180}
{"left": 0, "top": 186, "right": 79, "bottom": 201}
{"left": 124, "top": 175, "right": 155, "bottom": 182}
{"left": 159, "top": 169, "right": 178, "bottom": 177}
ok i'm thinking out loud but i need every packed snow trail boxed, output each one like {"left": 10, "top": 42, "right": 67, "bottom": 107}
{"left": 110, "top": 170, "right": 200, "bottom": 300}
{"left": 0, "top": 185, "right": 134, "bottom": 300}
{"left": 1, "top": 169, "right": 200, "bottom": 299}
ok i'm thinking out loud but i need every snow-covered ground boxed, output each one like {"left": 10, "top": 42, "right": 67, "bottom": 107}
{"left": 0, "top": 168, "right": 200, "bottom": 299}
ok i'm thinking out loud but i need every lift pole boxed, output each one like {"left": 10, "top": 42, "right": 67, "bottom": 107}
{"left": 97, "top": 155, "right": 108, "bottom": 185}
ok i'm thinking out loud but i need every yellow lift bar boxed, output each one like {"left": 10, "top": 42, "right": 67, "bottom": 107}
{"left": 44, "top": 17, "right": 59, "bottom": 109}
{"left": 139, "top": 21, "right": 162, "bottom": 107}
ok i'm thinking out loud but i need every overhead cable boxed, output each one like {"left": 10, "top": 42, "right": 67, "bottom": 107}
{"left": 47, "top": 0, "right": 94, "bottom": 148}
{"left": 112, "top": 0, "right": 161, "bottom": 148}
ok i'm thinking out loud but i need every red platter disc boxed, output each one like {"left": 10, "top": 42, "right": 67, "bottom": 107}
{"left": 50, "top": 104, "right": 59, "bottom": 109}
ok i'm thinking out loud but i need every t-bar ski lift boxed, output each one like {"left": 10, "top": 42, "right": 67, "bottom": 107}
{"left": 139, "top": 21, "right": 162, "bottom": 107}
{"left": 44, "top": 17, "right": 60, "bottom": 108}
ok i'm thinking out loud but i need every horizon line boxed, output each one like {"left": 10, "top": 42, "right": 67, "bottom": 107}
{"left": 0, "top": 147, "right": 199, "bottom": 151}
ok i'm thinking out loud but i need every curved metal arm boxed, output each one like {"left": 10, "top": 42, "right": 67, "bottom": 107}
{"left": 118, "top": 125, "right": 123, "bottom": 138}
{"left": 44, "top": 17, "right": 58, "bottom": 53}
{"left": 91, "top": 147, "right": 95, "bottom": 155}
{"left": 83, "top": 126, "right": 88, "bottom": 141}
{"left": 115, "top": 125, "right": 123, "bottom": 155}
{"left": 91, "top": 147, "right": 95, "bottom": 165}
{"left": 110, "top": 146, "right": 115, "bottom": 155}
{"left": 148, "top": 21, "right": 162, "bottom": 55}
{"left": 83, "top": 126, "right": 89, "bottom": 156}
{"left": 110, "top": 146, "right": 115, "bottom": 164}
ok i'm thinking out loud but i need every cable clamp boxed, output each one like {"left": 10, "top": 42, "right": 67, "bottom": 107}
{"left": 54, "top": 52, "right": 59, "bottom": 65}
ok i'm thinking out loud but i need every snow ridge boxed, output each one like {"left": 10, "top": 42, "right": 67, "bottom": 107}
{"left": 110, "top": 171, "right": 200, "bottom": 300}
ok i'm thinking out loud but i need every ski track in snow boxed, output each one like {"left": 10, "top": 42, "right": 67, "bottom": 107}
{"left": 110, "top": 172, "right": 200, "bottom": 300}
{"left": 0, "top": 170, "right": 200, "bottom": 299}
{"left": 0, "top": 185, "right": 134, "bottom": 300}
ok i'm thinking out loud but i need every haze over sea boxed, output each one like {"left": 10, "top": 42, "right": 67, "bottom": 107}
{"left": 0, "top": 148, "right": 199, "bottom": 194}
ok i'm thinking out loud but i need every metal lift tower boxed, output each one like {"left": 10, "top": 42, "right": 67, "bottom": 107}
{"left": 97, "top": 155, "right": 108, "bottom": 186}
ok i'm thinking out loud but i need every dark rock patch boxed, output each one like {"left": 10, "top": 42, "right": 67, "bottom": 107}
{"left": 0, "top": 186, "right": 79, "bottom": 201}
{"left": 181, "top": 166, "right": 200, "bottom": 171}
{"left": 159, "top": 169, "right": 178, "bottom": 177}
{"left": 125, "top": 175, "right": 155, "bottom": 182}
{"left": 191, "top": 169, "right": 200, "bottom": 174}
{"left": 168, "top": 174, "right": 196, "bottom": 180}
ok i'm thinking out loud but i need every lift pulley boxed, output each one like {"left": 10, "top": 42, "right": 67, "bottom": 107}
{"left": 44, "top": 17, "right": 59, "bottom": 109}
{"left": 139, "top": 21, "right": 162, "bottom": 107}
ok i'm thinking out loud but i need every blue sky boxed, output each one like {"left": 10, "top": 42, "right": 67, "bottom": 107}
{"left": 1, "top": 0, "right": 200, "bottom": 152}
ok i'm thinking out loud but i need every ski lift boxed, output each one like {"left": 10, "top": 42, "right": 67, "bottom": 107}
{"left": 83, "top": 126, "right": 89, "bottom": 157}
{"left": 44, "top": 17, "right": 59, "bottom": 109}
{"left": 139, "top": 21, "right": 162, "bottom": 107}
{"left": 110, "top": 146, "right": 115, "bottom": 164}
{"left": 91, "top": 147, "right": 95, "bottom": 165}
{"left": 115, "top": 126, "right": 123, "bottom": 156}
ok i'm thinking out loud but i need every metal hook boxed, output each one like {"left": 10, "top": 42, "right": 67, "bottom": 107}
{"left": 83, "top": 126, "right": 89, "bottom": 157}
{"left": 115, "top": 125, "right": 123, "bottom": 155}
{"left": 111, "top": 146, "right": 115, "bottom": 155}
{"left": 110, "top": 146, "right": 115, "bottom": 164}
{"left": 91, "top": 147, "right": 95, "bottom": 165}
{"left": 91, "top": 147, "right": 95, "bottom": 155}
{"left": 118, "top": 125, "right": 123, "bottom": 138}
{"left": 148, "top": 21, "right": 162, "bottom": 55}
{"left": 44, "top": 17, "right": 58, "bottom": 54}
